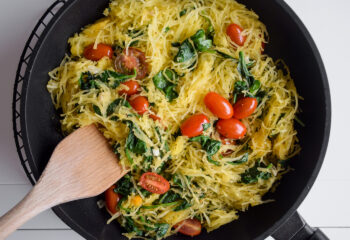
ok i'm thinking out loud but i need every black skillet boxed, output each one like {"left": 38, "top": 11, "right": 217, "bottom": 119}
{"left": 12, "top": 0, "right": 331, "bottom": 239}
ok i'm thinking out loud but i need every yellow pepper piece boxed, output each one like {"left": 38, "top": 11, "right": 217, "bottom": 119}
{"left": 131, "top": 195, "right": 143, "bottom": 207}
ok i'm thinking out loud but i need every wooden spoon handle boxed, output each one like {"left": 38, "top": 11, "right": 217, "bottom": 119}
{"left": 0, "top": 183, "right": 57, "bottom": 239}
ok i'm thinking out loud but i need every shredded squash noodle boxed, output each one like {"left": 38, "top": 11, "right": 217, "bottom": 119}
{"left": 47, "top": 0, "right": 301, "bottom": 239}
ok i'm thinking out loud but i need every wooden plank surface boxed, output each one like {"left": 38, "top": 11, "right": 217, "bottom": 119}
{"left": 0, "top": 0, "right": 55, "bottom": 185}
{"left": 8, "top": 230, "right": 83, "bottom": 240}
{"left": 6, "top": 228, "right": 350, "bottom": 240}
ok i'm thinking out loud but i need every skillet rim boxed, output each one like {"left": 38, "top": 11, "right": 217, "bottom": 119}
{"left": 12, "top": 0, "right": 331, "bottom": 239}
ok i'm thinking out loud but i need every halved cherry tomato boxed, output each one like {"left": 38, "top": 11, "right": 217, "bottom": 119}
{"left": 139, "top": 172, "right": 170, "bottom": 194}
{"left": 260, "top": 33, "right": 266, "bottom": 53}
{"left": 174, "top": 219, "right": 202, "bottom": 237}
{"left": 149, "top": 114, "right": 161, "bottom": 121}
{"left": 114, "top": 47, "right": 148, "bottom": 79}
{"left": 129, "top": 96, "right": 149, "bottom": 115}
{"left": 105, "top": 185, "right": 121, "bottom": 214}
{"left": 83, "top": 43, "right": 113, "bottom": 61}
{"left": 204, "top": 92, "right": 234, "bottom": 119}
{"left": 216, "top": 118, "right": 247, "bottom": 139}
{"left": 180, "top": 114, "right": 210, "bottom": 138}
{"left": 119, "top": 80, "right": 140, "bottom": 96}
{"left": 221, "top": 149, "right": 234, "bottom": 157}
{"left": 226, "top": 23, "right": 246, "bottom": 46}
{"left": 221, "top": 137, "right": 236, "bottom": 145}
{"left": 233, "top": 97, "right": 258, "bottom": 119}
{"left": 261, "top": 42, "right": 266, "bottom": 53}
{"left": 220, "top": 137, "right": 236, "bottom": 156}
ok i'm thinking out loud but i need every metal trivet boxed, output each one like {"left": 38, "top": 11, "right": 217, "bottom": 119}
{"left": 12, "top": 0, "right": 68, "bottom": 185}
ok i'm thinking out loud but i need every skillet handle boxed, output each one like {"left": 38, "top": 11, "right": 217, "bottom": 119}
{"left": 272, "top": 211, "right": 329, "bottom": 240}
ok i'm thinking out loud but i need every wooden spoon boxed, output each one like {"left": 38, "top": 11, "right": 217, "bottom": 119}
{"left": 0, "top": 124, "right": 127, "bottom": 239}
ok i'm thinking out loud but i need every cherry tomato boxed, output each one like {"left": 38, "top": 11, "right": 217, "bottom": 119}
{"left": 129, "top": 96, "right": 149, "bottom": 115}
{"left": 114, "top": 47, "right": 148, "bottom": 79}
{"left": 139, "top": 172, "right": 170, "bottom": 194}
{"left": 105, "top": 185, "right": 121, "bottom": 214}
{"left": 216, "top": 118, "right": 247, "bottom": 139}
{"left": 174, "top": 219, "right": 202, "bottom": 237}
{"left": 180, "top": 114, "right": 210, "bottom": 138}
{"left": 233, "top": 97, "right": 258, "bottom": 119}
{"left": 83, "top": 43, "right": 113, "bottom": 61}
{"left": 119, "top": 80, "right": 140, "bottom": 96}
{"left": 226, "top": 23, "right": 246, "bottom": 46}
{"left": 204, "top": 92, "right": 234, "bottom": 119}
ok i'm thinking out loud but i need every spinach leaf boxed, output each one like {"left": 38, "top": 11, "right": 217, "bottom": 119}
{"left": 156, "top": 160, "right": 168, "bottom": 174}
{"left": 138, "top": 217, "right": 169, "bottom": 238}
{"left": 190, "top": 29, "right": 212, "bottom": 52}
{"left": 92, "top": 105, "right": 102, "bottom": 116}
{"left": 113, "top": 142, "right": 121, "bottom": 158}
{"left": 159, "top": 191, "right": 180, "bottom": 204}
{"left": 249, "top": 80, "right": 261, "bottom": 95}
{"left": 200, "top": 13, "right": 215, "bottom": 40}
{"left": 234, "top": 80, "right": 249, "bottom": 94}
{"left": 129, "top": 40, "right": 139, "bottom": 47}
{"left": 190, "top": 136, "right": 221, "bottom": 165}
{"left": 155, "top": 223, "right": 170, "bottom": 238}
{"left": 140, "top": 189, "right": 152, "bottom": 198}
{"left": 174, "top": 39, "right": 196, "bottom": 63}
{"left": 255, "top": 90, "right": 266, "bottom": 105}
{"left": 216, "top": 50, "right": 237, "bottom": 60}
{"left": 164, "top": 85, "right": 179, "bottom": 102}
{"left": 123, "top": 216, "right": 144, "bottom": 236}
{"left": 207, "top": 156, "right": 220, "bottom": 166}
{"left": 202, "top": 123, "right": 210, "bottom": 131}
{"left": 100, "top": 70, "right": 137, "bottom": 89}
{"left": 228, "top": 153, "right": 248, "bottom": 165}
{"left": 238, "top": 51, "right": 253, "bottom": 80}
{"left": 79, "top": 72, "right": 97, "bottom": 90}
{"left": 205, "top": 139, "right": 221, "bottom": 156}
{"left": 125, "top": 121, "right": 148, "bottom": 163}
{"left": 126, "top": 130, "right": 147, "bottom": 154}
{"left": 240, "top": 162, "right": 272, "bottom": 184}
{"left": 125, "top": 148, "right": 133, "bottom": 164}
{"left": 164, "top": 26, "right": 170, "bottom": 33}
{"left": 106, "top": 98, "right": 131, "bottom": 116}
{"left": 174, "top": 200, "right": 192, "bottom": 211}
{"left": 234, "top": 51, "right": 262, "bottom": 99}
{"left": 115, "top": 174, "right": 133, "bottom": 196}
{"left": 190, "top": 135, "right": 210, "bottom": 145}
{"left": 79, "top": 70, "right": 136, "bottom": 90}
{"left": 141, "top": 201, "right": 180, "bottom": 209}
{"left": 143, "top": 155, "right": 153, "bottom": 171}
{"left": 174, "top": 28, "right": 214, "bottom": 68}
{"left": 153, "top": 69, "right": 179, "bottom": 102}
{"left": 172, "top": 174, "right": 183, "bottom": 188}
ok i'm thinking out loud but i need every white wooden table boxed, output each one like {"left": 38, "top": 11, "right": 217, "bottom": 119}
{"left": 0, "top": 0, "right": 349, "bottom": 239}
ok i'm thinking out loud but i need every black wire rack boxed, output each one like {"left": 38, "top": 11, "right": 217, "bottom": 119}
{"left": 12, "top": 0, "right": 68, "bottom": 185}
